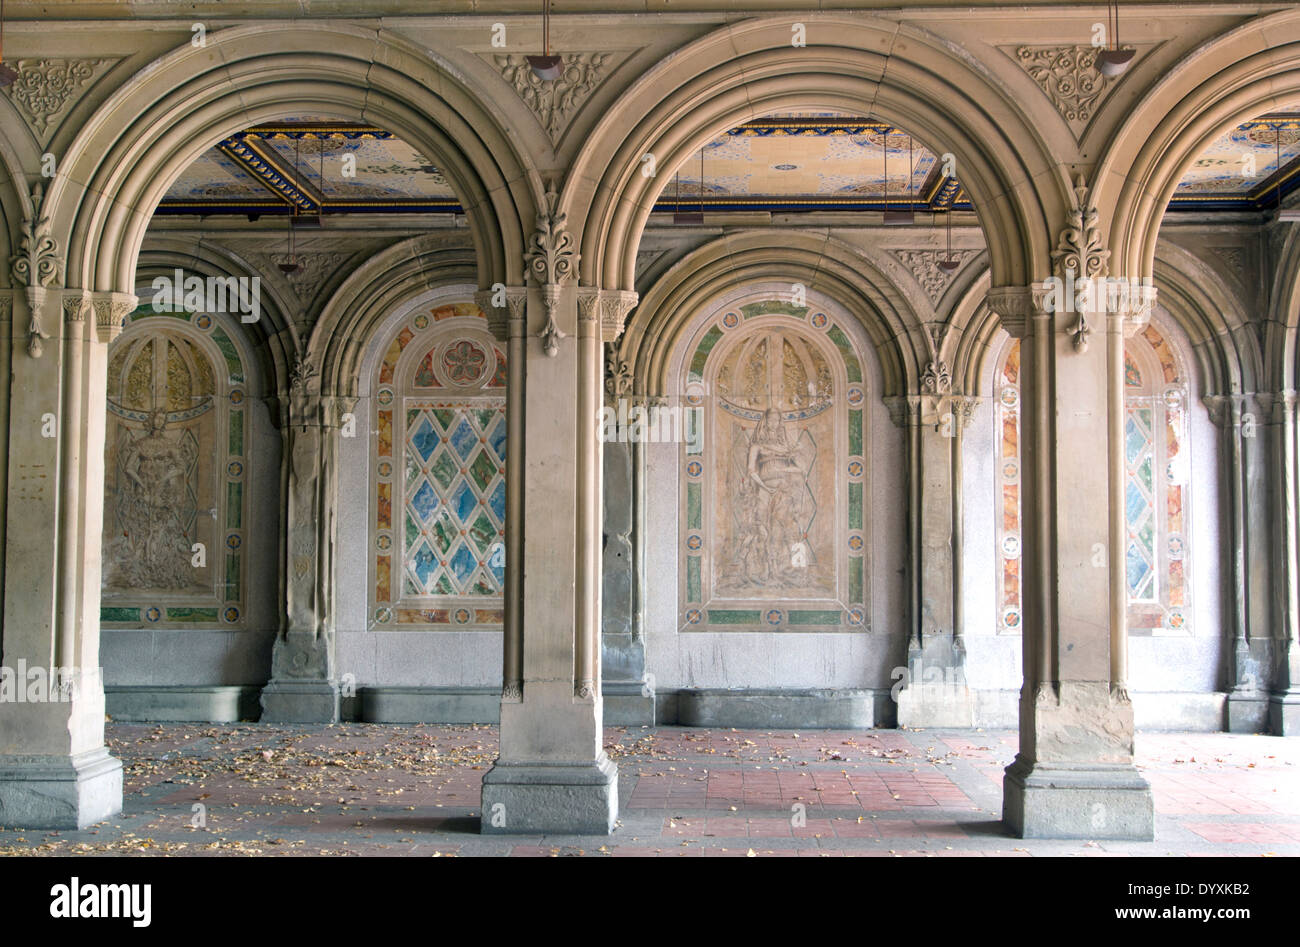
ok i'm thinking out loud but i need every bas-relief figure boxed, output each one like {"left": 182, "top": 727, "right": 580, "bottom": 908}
{"left": 102, "top": 332, "right": 215, "bottom": 594}
{"left": 714, "top": 327, "right": 835, "bottom": 600}
{"left": 106, "top": 410, "right": 199, "bottom": 590}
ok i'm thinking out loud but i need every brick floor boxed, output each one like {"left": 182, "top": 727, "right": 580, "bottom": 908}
{"left": 0, "top": 723, "right": 1296, "bottom": 856}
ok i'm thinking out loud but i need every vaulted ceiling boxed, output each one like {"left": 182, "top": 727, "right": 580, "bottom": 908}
{"left": 155, "top": 110, "right": 1300, "bottom": 220}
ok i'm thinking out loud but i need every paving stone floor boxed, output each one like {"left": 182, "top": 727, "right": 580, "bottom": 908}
{"left": 1, "top": 724, "right": 1296, "bottom": 856}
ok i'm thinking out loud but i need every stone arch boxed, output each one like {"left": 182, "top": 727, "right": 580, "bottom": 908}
{"left": 309, "top": 236, "right": 480, "bottom": 401}
{"left": 1264, "top": 226, "right": 1300, "bottom": 394}
{"left": 1153, "top": 241, "right": 1262, "bottom": 399}
{"left": 39, "top": 24, "right": 538, "bottom": 297}
{"left": 616, "top": 230, "right": 927, "bottom": 401}
{"left": 136, "top": 241, "right": 296, "bottom": 398}
{"left": 1098, "top": 7, "right": 1300, "bottom": 283}
{"left": 567, "top": 15, "right": 1069, "bottom": 294}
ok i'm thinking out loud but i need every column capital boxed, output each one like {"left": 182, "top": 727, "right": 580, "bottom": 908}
{"left": 88, "top": 292, "right": 137, "bottom": 344}
{"left": 474, "top": 286, "right": 527, "bottom": 343}
{"left": 884, "top": 394, "right": 921, "bottom": 428}
{"left": 578, "top": 287, "right": 639, "bottom": 343}
{"left": 61, "top": 290, "right": 89, "bottom": 324}
{"left": 985, "top": 283, "right": 1052, "bottom": 339}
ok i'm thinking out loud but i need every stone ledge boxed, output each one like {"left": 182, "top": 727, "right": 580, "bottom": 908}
{"left": 356, "top": 686, "right": 500, "bottom": 724}
{"left": 1003, "top": 756, "right": 1154, "bottom": 840}
{"left": 106, "top": 685, "right": 261, "bottom": 722}
{"left": 671, "top": 688, "right": 887, "bottom": 729}
{"left": 0, "top": 748, "right": 123, "bottom": 830}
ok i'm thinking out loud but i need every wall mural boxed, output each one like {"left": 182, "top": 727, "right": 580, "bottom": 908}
{"left": 370, "top": 302, "right": 506, "bottom": 629}
{"left": 680, "top": 299, "right": 868, "bottom": 632}
{"left": 996, "top": 322, "right": 1191, "bottom": 635}
{"left": 101, "top": 308, "right": 248, "bottom": 627}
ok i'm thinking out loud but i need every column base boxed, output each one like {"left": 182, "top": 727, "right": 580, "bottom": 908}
{"left": 1269, "top": 692, "right": 1300, "bottom": 735}
{"left": 0, "top": 747, "right": 123, "bottom": 830}
{"left": 1226, "top": 692, "right": 1269, "bottom": 733}
{"left": 1003, "top": 756, "right": 1154, "bottom": 840}
{"left": 259, "top": 680, "right": 340, "bottom": 723}
{"left": 480, "top": 754, "right": 618, "bottom": 835}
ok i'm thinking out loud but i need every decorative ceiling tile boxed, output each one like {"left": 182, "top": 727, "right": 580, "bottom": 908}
{"left": 892, "top": 249, "right": 976, "bottom": 304}
{"left": 1004, "top": 45, "right": 1115, "bottom": 134}
{"left": 493, "top": 53, "right": 614, "bottom": 142}
{"left": 3, "top": 58, "right": 115, "bottom": 144}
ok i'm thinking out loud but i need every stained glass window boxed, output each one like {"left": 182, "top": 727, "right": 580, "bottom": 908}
{"left": 995, "top": 322, "right": 1190, "bottom": 635}
{"left": 370, "top": 302, "right": 507, "bottom": 629}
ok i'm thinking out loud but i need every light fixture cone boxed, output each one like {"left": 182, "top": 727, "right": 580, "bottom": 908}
{"left": 937, "top": 258, "right": 961, "bottom": 273}
{"left": 279, "top": 262, "right": 300, "bottom": 275}
{"left": 526, "top": 54, "right": 563, "bottom": 81}
{"left": 883, "top": 210, "right": 915, "bottom": 225}
{"left": 1096, "top": 48, "right": 1135, "bottom": 77}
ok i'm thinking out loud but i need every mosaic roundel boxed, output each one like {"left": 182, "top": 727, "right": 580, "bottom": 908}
{"left": 686, "top": 534, "right": 702, "bottom": 550}
{"left": 1002, "top": 606, "right": 1021, "bottom": 630}
{"left": 1000, "top": 385, "right": 1019, "bottom": 408}
{"left": 848, "top": 534, "right": 864, "bottom": 552}
{"left": 847, "top": 607, "right": 865, "bottom": 627}
{"left": 377, "top": 388, "right": 394, "bottom": 407}
{"left": 454, "top": 607, "right": 471, "bottom": 625}
{"left": 847, "top": 386, "right": 864, "bottom": 407}
{"left": 810, "top": 312, "right": 828, "bottom": 329}
{"left": 195, "top": 314, "right": 213, "bottom": 330}
{"left": 721, "top": 311, "right": 740, "bottom": 329}
{"left": 685, "top": 608, "right": 702, "bottom": 625}
{"left": 1168, "top": 534, "right": 1185, "bottom": 560}
{"left": 847, "top": 460, "right": 864, "bottom": 478}
{"left": 377, "top": 460, "right": 393, "bottom": 478}
{"left": 686, "top": 460, "right": 703, "bottom": 478}
{"left": 1165, "top": 608, "right": 1186, "bottom": 631}
{"left": 1002, "top": 459, "right": 1019, "bottom": 482}
{"left": 226, "top": 534, "right": 242, "bottom": 551}
{"left": 145, "top": 606, "right": 161, "bottom": 623}
{"left": 442, "top": 339, "right": 489, "bottom": 385}
{"left": 765, "top": 608, "right": 783, "bottom": 626}
{"left": 229, "top": 389, "right": 244, "bottom": 405}
{"left": 413, "top": 313, "right": 430, "bottom": 330}
{"left": 377, "top": 534, "right": 392, "bottom": 551}
{"left": 1001, "top": 534, "right": 1021, "bottom": 559}
{"left": 223, "top": 606, "right": 240, "bottom": 623}
{"left": 374, "top": 606, "right": 393, "bottom": 624}
{"left": 227, "top": 461, "right": 243, "bottom": 478}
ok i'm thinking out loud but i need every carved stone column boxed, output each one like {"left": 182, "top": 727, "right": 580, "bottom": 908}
{"left": 260, "top": 356, "right": 353, "bottom": 722}
{"left": 600, "top": 345, "right": 653, "bottom": 725}
{"left": 1264, "top": 389, "right": 1300, "bottom": 734}
{"left": 479, "top": 190, "right": 637, "bottom": 833}
{"left": 1205, "top": 393, "right": 1270, "bottom": 732}
{"left": 893, "top": 383, "right": 978, "bottom": 728}
{"left": 988, "top": 179, "right": 1155, "bottom": 839}
{"left": 0, "top": 254, "right": 131, "bottom": 827}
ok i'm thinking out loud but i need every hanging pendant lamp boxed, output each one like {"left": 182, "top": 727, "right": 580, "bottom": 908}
{"left": 937, "top": 208, "right": 961, "bottom": 273}
{"left": 527, "top": 0, "right": 563, "bottom": 81}
{"left": 279, "top": 137, "right": 302, "bottom": 274}
{"left": 1096, "top": 1, "right": 1135, "bottom": 77}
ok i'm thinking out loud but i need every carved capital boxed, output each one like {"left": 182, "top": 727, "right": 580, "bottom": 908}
{"left": 62, "top": 290, "right": 88, "bottom": 323}
{"left": 951, "top": 395, "right": 980, "bottom": 431}
{"left": 985, "top": 285, "right": 1042, "bottom": 339}
{"left": 577, "top": 287, "right": 601, "bottom": 323}
{"left": 90, "top": 292, "right": 136, "bottom": 344}
{"left": 474, "top": 286, "right": 526, "bottom": 343}
{"left": 884, "top": 394, "right": 921, "bottom": 429}
{"left": 600, "top": 289, "right": 638, "bottom": 343}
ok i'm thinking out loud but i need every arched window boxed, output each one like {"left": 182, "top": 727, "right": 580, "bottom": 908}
{"left": 101, "top": 305, "right": 249, "bottom": 627}
{"left": 994, "top": 322, "right": 1192, "bottom": 634}
{"left": 677, "top": 296, "right": 870, "bottom": 632}
{"left": 369, "top": 301, "right": 507, "bottom": 629}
